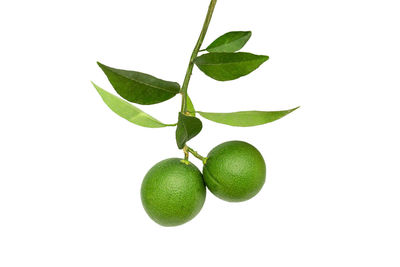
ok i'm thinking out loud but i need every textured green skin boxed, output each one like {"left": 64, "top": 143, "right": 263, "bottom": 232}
{"left": 141, "top": 158, "right": 206, "bottom": 226}
{"left": 203, "top": 141, "right": 266, "bottom": 202}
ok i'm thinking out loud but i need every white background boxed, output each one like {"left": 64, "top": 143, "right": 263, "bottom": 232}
{"left": 1, "top": 0, "right": 399, "bottom": 266}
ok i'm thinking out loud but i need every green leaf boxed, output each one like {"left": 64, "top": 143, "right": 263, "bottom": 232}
{"left": 186, "top": 96, "right": 196, "bottom": 115}
{"left": 197, "top": 107, "right": 299, "bottom": 127}
{"left": 194, "top": 52, "right": 269, "bottom": 81}
{"left": 176, "top": 113, "right": 203, "bottom": 149}
{"left": 97, "top": 62, "right": 180, "bottom": 105}
{"left": 92, "top": 82, "right": 175, "bottom": 128}
{"left": 205, "top": 31, "right": 252, "bottom": 53}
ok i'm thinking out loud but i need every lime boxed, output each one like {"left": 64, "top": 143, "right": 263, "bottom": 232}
{"left": 141, "top": 158, "right": 206, "bottom": 226}
{"left": 203, "top": 141, "right": 266, "bottom": 202}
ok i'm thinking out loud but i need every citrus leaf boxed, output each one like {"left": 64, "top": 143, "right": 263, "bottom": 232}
{"left": 176, "top": 113, "right": 203, "bottom": 149}
{"left": 186, "top": 96, "right": 196, "bottom": 116}
{"left": 205, "top": 31, "right": 252, "bottom": 53}
{"left": 194, "top": 52, "right": 269, "bottom": 81}
{"left": 97, "top": 62, "right": 180, "bottom": 105}
{"left": 92, "top": 82, "right": 175, "bottom": 128}
{"left": 197, "top": 107, "right": 299, "bottom": 127}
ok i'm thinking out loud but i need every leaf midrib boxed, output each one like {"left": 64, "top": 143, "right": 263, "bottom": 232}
{"left": 209, "top": 34, "right": 249, "bottom": 50}
{"left": 197, "top": 57, "right": 267, "bottom": 66}
{"left": 107, "top": 67, "right": 179, "bottom": 94}
{"left": 93, "top": 82, "right": 174, "bottom": 128}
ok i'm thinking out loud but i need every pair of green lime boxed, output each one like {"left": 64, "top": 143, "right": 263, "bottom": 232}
{"left": 141, "top": 140, "right": 266, "bottom": 226}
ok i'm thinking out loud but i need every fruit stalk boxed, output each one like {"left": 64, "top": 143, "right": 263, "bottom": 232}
{"left": 180, "top": 0, "right": 217, "bottom": 114}
{"left": 187, "top": 146, "right": 207, "bottom": 164}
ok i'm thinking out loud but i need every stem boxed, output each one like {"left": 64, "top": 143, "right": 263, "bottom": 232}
{"left": 183, "top": 146, "right": 189, "bottom": 160}
{"left": 180, "top": 0, "right": 217, "bottom": 113}
{"left": 187, "top": 146, "right": 207, "bottom": 164}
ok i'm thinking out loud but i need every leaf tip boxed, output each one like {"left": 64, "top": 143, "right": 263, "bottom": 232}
{"left": 285, "top": 106, "right": 300, "bottom": 116}
{"left": 91, "top": 81, "right": 101, "bottom": 91}
{"left": 91, "top": 82, "right": 107, "bottom": 98}
{"left": 91, "top": 80, "right": 98, "bottom": 89}
{"left": 96, "top": 61, "right": 108, "bottom": 71}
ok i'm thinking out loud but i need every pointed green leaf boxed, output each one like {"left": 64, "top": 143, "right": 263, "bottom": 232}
{"left": 97, "top": 62, "right": 180, "bottom": 105}
{"left": 194, "top": 52, "right": 269, "bottom": 81}
{"left": 198, "top": 107, "right": 299, "bottom": 127}
{"left": 205, "top": 31, "right": 252, "bottom": 53}
{"left": 186, "top": 96, "right": 196, "bottom": 116}
{"left": 175, "top": 113, "right": 203, "bottom": 149}
{"left": 92, "top": 82, "right": 175, "bottom": 128}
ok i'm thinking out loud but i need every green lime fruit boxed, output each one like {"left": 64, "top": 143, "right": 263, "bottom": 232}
{"left": 203, "top": 141, "right": 266, "bottom": 202}
{"left": 141, "top": 158, "right": 206, "bottom": 226}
